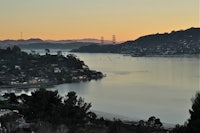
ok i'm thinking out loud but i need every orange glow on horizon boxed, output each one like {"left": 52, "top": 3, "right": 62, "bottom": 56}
{"left": 0, "top": 0, "right": 199, "bottom": 42}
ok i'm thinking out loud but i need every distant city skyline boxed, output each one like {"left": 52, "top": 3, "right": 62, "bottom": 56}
{"left": 0, "top": 0, "right": 199, "bottom": 41}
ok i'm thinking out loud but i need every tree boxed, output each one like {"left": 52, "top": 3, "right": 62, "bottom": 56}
{"left": 64, "top": 91, "right": 77, "bottom": 107}
{"left": 147, "top": 116, "right": 163, "bottom": 129}
{"left": 189, "top": 92, "right": 200, "bottom": 121}
{"left": 154, "top": 118, "right": 163, "bottom": 128}
{"left": 6, "top": 47, "right": 11, "bottom": 52}
{"left": 66, "top": 54, "right": 85, "bottom": 69}
{"left": 12, "top": 45, "right": 21, "bottom": 53}
{"left": 171, "top": 124, "right": 187, "bottom": 133}
{"left": 22, "top": 88, "right": 63, "bottom": 125}
{"left": 187, "top": 92, "right": 200, "bottom": 132}
{"left": 18, "top": 94, "right": 29, "bottom": 104}
{"left": 45, "top": 49, "right": 50, "bottom": 55}
{"left": 2, "top": 89, "right": 95, "bottom": 128}
{"left": 3, "top": 93, "right": 19, "bottom": 104}
{"left": 147, "top": 116, "right": 156, "bottom": 127}
{"left": 63, "top": 91, "right": 92, "bottom": 125}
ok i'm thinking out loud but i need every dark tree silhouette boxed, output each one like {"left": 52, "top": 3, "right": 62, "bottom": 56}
{"left": 63, "top": 91, "right": 92, "bottom": 125}
{"left": 22, "top": 88, "right": 63, "bottom": 125}
{"left": 187, "top": 92, "right": 200, "bottom": 133}
{"left": 155, "top": 118, "right": 163, "bottom": 128}
{"left": 147, "top": 116, "right": 163, "bottom": 129}
{"left": 4, "top": 89, "right": 94, "bottom": 127}
{"left": 45, "top": 48, "right": 50, "bottom": 55}
{"left": 12, "top": 45, "right": 21, "bottom": 53}
{"left": 3, "top": 93, "right": 19, "bottom": 104}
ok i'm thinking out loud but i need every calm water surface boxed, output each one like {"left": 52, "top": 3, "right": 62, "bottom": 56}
{"left": 3, "top": 49, "right": 200, "bottom": 124}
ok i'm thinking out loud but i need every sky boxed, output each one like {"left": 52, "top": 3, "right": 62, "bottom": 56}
{"left": 0, "top": 0, "right": 199, "bottom": 41}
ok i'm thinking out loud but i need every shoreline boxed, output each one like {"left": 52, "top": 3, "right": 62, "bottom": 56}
{"left": 125, "top": 54, "right": 200, "bottom": 58}
{"left": 0, "top": 77, "right": 105, "bottom": 89}
{"left": 93, "top": 110, "right": 175, "bottom": 129}
{"left": 0, "top": 83, "right": 54, "bottom": 89}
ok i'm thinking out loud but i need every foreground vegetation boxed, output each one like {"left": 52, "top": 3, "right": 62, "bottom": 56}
{"left": 171, "top": 92, "right": 200, "bottom": 133}
{"left": 0, "top": 89, "right": 200, "bottom": 132}
{"left": 0, "top": 89, "right": 167, "bottom": 133}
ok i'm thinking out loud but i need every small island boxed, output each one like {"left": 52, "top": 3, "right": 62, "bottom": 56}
{"left": 0, "top": 46, "right": 104, "bottom": 89}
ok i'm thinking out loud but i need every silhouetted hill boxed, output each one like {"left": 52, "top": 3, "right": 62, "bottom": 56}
{"left": 18, "top": 42, "right": 97, "bottom": 49}
{"left": 0, "top": 38, "right": 113, "bottom": 49}
{"left": 72, "top": 27, "right": 200, "bottom": 56}
{"left": 47, "top": 38, "right": 114, "bottom": 44}
{"left": 0, "top": 38, "right": 43, "bottom": 46}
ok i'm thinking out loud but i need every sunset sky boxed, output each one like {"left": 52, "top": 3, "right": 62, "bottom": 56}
{"left": 0, "top": 0, "right": 199, "bottom": 41}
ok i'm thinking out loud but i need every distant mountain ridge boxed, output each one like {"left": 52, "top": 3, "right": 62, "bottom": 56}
{"left": 0, "top": 38, "right": 43, "bottom": 45}
{"left": 0, "top": 38, "right": 114, "bottom": 49}
{"left": 72, "top": 27, "right": 200, "bottom": 56}
{"left": 19, "top": 42, "right": 98, "bottom": 49}
{"left": 46, "top": 38, "right": 114, "bottom": 44}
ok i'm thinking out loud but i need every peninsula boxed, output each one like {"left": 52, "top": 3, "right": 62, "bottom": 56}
{"left": 0, "top": 46, "right": 104, "bottom": 89}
